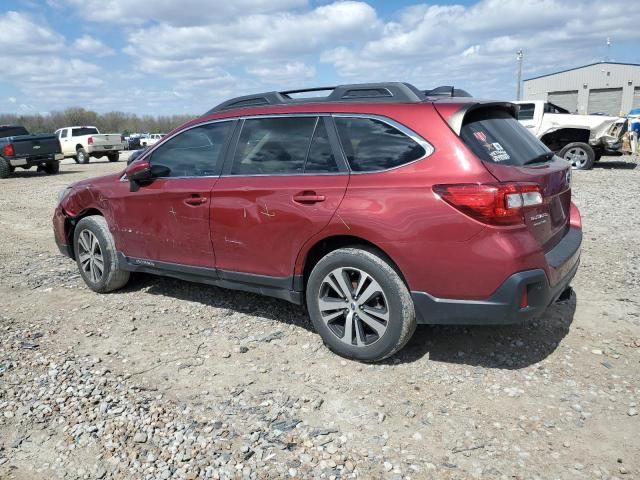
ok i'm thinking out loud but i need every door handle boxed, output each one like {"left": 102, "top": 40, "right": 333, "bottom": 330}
{"left": 184, "top": 195, "right": 207, "bottom": 206}
{"left": 293, "top": 192, "right": 326, "bottom": 204}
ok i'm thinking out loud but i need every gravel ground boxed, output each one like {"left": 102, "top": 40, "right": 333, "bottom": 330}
{"left": 0, "top": 154, "right": 639, "bottom": 479}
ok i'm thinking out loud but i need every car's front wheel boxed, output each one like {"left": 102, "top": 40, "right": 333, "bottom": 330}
{"left": 73, "top": 215, "right": 130, "bottom": 293}
{"left": 306, "top": 248, "right": 416, "bottom": 362}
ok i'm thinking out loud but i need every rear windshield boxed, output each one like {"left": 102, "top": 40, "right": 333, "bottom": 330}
{"left": 461, "top": 109, "right": 550, "bottom": 166}
{"left": 0, "top": 126, "right": 29, "bottom": 137}
{"left": 72, "top": 127, "right": 99, "bottom": 136}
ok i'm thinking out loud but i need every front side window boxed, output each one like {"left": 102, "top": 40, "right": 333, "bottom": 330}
{"left": 232, "top": 117, "right": 317, "bottom": 175}
{"left": 59, "top": 129, "right": 68, "bottom": 138}
{"left": 151, "top": 121, "right": 232, "bottom": 177}
{"left": 334, "top": 117, "right": 426, "bottom": 172}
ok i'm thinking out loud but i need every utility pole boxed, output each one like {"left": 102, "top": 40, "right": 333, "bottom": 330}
{"left": 516, "top": 49, "right": 524, "bottom": 100}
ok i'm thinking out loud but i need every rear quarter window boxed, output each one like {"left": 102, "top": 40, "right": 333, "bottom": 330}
{"left": 72, "top": 127, "right": 99, "bottom": 136}
{"left": 0, "top": 126, "right": 29, "bottom": 137}
{"left": 334, "top": 117, "right": 426, "bottom": 172}
{"left": 460, "top": 109, "right": 550, "bottom": 166}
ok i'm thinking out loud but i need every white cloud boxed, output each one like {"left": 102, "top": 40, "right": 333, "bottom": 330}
{"left": 51, "top": 0, "right": 308, "bottom": 26}
{"left": 0, "top": 11, "right": 64, "bottom": 54}
{"left": 5, "top": 0, "right": 640, "bottom": 114}
{"left": 73, "top": 35, "right": 115, "bottom": 57}
{"left": 125, "top": 2, "right": 379, "bottom": 63}
{"left": 246, "top": 62, "right": 315, "bottom": 84}
{"left": 320, "top": 0, "right": 640, "bottom": 98}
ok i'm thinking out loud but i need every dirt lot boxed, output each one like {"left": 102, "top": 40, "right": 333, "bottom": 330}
{"left": 1, "top": 154, "right": 639, "bottom": 480}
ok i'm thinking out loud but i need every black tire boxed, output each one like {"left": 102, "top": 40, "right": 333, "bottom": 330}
{"left": 306, "top": 248, "right": 416, "bottom": 362}
{"left": 43, "top": 161, "right": 60, "bottom": 175}
{"left": 73, "top": 156, "right": 80, "bottom": 164}
{"left": 0, "top": 157, "right": 10, "bottom": 178}
{"left": 73, "top": 215, "right": 130, "bottom": 293}
{"left": 76, "top": 148, "right": 90, "bottom": 164}
{"left": 559, "top": 142, "right": 595, "bottom": 170}
{"left": 107, "top": 152, "right": 119, "bottom": 162}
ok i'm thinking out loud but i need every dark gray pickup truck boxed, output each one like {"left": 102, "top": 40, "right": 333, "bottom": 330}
{"left": 0, "top": 125, "right": 63, "bottom": 178}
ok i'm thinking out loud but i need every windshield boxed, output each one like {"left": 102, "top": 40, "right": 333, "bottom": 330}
{"left": 460, "top": 109, "right": 550, "bottom": 166}
{"left": 0, "top": 126, "right": 29, "bottom": 138}
{"left": 72, "top": 127, "right": 99, "bottom": 136}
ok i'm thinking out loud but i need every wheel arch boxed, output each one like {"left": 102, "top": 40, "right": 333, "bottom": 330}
{"left": 65, "top": 208, "right": 105, "bottom": 259}
{"left": 75, "top": 144, "right": 85, "bottom": 151}
{"left": 297, "top": 234, "right": 407, "bottom": 291}
{"left": 540, "top": 128, "right": 590, "bottom": 151}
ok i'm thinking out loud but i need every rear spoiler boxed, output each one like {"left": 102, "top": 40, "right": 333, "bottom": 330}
{"left": 434, "top": 101, "right": 519, "bottom": 135}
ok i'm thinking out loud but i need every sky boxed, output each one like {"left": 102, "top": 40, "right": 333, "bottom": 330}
{"left": 1, "top": 0, "right": 639, "bottom": 116}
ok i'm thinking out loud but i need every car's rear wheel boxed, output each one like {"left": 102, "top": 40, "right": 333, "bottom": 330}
{"left": 306, "top": 248, "right": 416, "bottom": 362}
{"left": 560, "top": 142, "right": 595, "bottom": 170}
{"left": 107, "top": 152, "right": 119, "bottom": 162}
{"left": 0, "top": 158, "right": 10, "bottom": 178}
{"left": 76, "top": 148, "right": 89, "bottom": 164}
{"left": 73, "top": 215, "right": 130, "bottom": 293}
{"left": 43, "top": 161, "right": 60, "bottom": 175}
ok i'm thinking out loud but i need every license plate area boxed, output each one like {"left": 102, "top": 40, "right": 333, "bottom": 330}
{"left": 10, "top": 158, "right": 28, "bottom": 167}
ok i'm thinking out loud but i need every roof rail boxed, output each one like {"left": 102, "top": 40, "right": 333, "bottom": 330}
{"left": 206, "top": 82, "right": 427, "bottom": 114}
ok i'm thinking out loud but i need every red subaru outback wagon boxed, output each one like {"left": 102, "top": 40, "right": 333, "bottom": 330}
{"left": 53, "top": 83, "right": 582, "bottom": 361}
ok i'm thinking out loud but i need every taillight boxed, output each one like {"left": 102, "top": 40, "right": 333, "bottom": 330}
{"left": 433, "top": 183, "right": 543, "bottom": 226}
{"left": 88, "top": 136, "right": 93, "bottom": 145}
{"left": 2, "top": 143, "right": 15, "bottom": 157}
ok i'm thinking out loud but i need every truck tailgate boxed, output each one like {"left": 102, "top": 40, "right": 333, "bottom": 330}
{"left": 92, "top": 134, "right": 122, "bottom": 147}
{"left": 11, "top": 135, "right": 60, "bottom": 157}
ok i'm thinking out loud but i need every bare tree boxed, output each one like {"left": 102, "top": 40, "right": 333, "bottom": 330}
{"left": 0, "top": 108, "right": 194, "bottom": 135}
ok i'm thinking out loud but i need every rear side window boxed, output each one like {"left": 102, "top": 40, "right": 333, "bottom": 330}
{"left": 335, "top": 117, "right": 425, "bottom": 172}
{"left": 232, "top": 117, "right": 321, "bottom": 175}
{"left": 517, "top": 103, "right": 535, "bottom": 120}
{"left": 460, "top": 109, "right": 550, "bottom": 166}
{"left": 0, "top": 126, "right": 29, "bottom": 137}
{"left": 305, "top": 120, "right": 338, "bottom": 173}
{"left": 72, "top": 127, "right": 99, "bottom": 136}
{"left": 151, "top": 121, "right": 232, "bottom": 177}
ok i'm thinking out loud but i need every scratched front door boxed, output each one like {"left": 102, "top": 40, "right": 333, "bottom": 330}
{"left": 210, "top": 174, "right": 348, "bottom": 279}
{"left": 112, "top": 177, "right": 217, "bottom": 268}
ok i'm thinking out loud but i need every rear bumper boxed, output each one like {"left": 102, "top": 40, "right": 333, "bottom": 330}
{"left": 412, "top": 228, "right": 581, "bottom": 325}
{"left": 9, "top": 154, "right": 61, "bottom": 167}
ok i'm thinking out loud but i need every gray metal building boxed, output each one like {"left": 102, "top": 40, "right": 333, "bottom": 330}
{"left": 523, "top": 62, "right": 640, "bottom": 116}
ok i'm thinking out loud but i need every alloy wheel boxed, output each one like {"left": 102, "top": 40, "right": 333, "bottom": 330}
{"left": 564, "top": 147, "right": 588, "bottom": 169}
{"left": 318, "top": 267, "right": 389, "bottom": 347}
{"left": 77, "top": 229, "right": 104, "bottom": 283}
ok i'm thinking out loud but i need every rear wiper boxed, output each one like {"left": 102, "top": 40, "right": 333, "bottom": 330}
{"left": 523, "top": 152, "right": 554, "bottom": 165}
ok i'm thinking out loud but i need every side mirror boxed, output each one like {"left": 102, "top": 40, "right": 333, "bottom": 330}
{"left": 126, "top": 159, "right": 152, "bottom": 185}
{"left": 125, "top": 160, "right": 171, "bottom": 192}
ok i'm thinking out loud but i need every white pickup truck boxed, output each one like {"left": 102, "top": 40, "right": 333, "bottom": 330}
{"left": 55, "top": 126, "right": 124, "bottom": 164}
{"left": 140, "top": 133, "right": 165, "bottom": 147}
{"left": 514, "top": 100, "right": 620, "bottom": 169}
